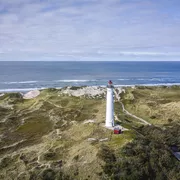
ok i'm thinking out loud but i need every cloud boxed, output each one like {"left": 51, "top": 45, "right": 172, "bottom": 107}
{"left": 0, "top": 0, "right": 180, "bottom": 61}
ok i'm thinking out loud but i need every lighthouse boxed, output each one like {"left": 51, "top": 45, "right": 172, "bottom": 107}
{"left": 106, "top": 80, "right": 114, "bottom": 127}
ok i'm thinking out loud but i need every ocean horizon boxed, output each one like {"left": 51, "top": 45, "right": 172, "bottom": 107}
{"left": 1, "top": 61, "right": 180, "bottom": 92}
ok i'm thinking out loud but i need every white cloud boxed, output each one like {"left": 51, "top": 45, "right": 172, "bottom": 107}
{"left": 0, "top": 0, "right": 180, "bottom": 61}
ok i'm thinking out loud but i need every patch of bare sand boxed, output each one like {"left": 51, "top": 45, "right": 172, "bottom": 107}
{"left": 0, "top": 93, "right": 4, "bottom": 97}
{"left": 23, "top": 90, "right": 40, "bottom": 99}
{"left": 61, "top": 86, "right": 106, "bottom": 97}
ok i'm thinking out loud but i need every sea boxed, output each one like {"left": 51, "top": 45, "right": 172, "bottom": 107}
{"left": 0, "top": 61, "right": 180, "bottom": 92}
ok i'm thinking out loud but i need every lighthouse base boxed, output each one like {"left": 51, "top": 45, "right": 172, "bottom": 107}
{"left": 105, "top": 121, "right": 114, "bottom": 128}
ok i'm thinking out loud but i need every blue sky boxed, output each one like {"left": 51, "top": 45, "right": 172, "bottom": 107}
{"left": 0, "top": 0, "right": 180, "bottom": 61}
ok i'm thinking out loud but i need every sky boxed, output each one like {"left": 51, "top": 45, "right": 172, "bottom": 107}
{"left": 0, "top": 0, "right": 180, "bottom": 61}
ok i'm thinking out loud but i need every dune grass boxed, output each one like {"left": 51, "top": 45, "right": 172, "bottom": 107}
{"left": 1, "top": 86, "right": 179, "bottom": 179}
{"left": 121, "top": 86, "right": 180, "bottom": 125}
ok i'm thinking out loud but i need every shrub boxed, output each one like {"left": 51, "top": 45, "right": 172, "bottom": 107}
{"left": 43, "top": 152, "right": 57, "bottom": 161}
{"left": 41, "top": 169, "right": 56, "bottom": 180}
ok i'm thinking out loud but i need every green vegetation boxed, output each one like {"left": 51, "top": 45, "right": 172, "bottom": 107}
{"left": 121, "top": 86, "right": 180, "bottom": 125}
{"left": 0, "top": 86, "right": 179, "bottom": 180}
{"left": 97, "top": 86, "right": 180, "bottom": 180}
{"left": 99, "top": 123, "right": 180, "bottom": 180}
{"left": 0, "top": 89, "right": 108, "bottom": 179}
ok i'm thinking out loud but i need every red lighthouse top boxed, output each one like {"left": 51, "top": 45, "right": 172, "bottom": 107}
{"left": 107, "top": 80, "right": 114, "bottom": 88}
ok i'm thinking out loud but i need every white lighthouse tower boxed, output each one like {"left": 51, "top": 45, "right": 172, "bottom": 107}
{"left": 105, "top": 80, "right": 114, "bottom": 127}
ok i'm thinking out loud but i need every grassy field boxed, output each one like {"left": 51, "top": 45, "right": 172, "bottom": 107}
{"left": 0, "top": 88, "right": 134, "bottom": 180}
{"left": 0, "top": 86, "right": 179, "bottom": 179}
{"left": 121, "top": 86, "right": 180, "bottom": 125}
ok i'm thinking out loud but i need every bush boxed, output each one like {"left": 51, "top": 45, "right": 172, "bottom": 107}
{"left": 41, "top": 169, "right": 56, "bottom": 180}
{"left": 0, "top": 156, "right": 11, "bottom": 168}
{"left": 99, "top": 124, "right": 180, "bottom": 180}
{"left": 43, "top": 152, "right": 57, "bottom": 161}
{"left": 150, "top": 115, "right": 156, "bottom": 119}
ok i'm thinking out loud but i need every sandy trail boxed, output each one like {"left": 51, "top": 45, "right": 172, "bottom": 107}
{"left": 114, "top": 88, "right": 151, "bottom": 126}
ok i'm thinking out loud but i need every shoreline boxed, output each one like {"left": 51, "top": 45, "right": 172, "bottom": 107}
{"left": 0, "top": 84, "right": 180, "bottom": 93}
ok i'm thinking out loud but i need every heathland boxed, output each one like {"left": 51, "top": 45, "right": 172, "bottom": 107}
{"left": 0, "top": 86, "right": 179, "bottom": 180}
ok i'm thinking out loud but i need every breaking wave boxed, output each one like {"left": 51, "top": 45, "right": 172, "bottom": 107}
{"left": 0, "top": 87, "right": 45, "bottom": 93}
{"left": 3, "top": 81, "right": 38, "bottom": 84}
{"left": 117, "top": 78, "right": 178, "bottom": 81}
{"left": 54, "top": 79, "right": 98, "bottom": 82}
{"left": 2, "top": 78, "right": 179, "bottom": 85}
{"left": 1, "top": 83, "right": 180, "bottom": 93}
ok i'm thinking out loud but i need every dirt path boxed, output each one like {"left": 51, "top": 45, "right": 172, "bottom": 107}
{"left": 120, "top": 101, "right": 151, "bottom": 125}
{"left": 114, "top": 89, "right": 151, "bottom": 126}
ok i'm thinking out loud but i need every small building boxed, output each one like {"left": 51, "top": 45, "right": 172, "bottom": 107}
{"left": 114, "top": 127, "right": 122, "bottom": 134}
